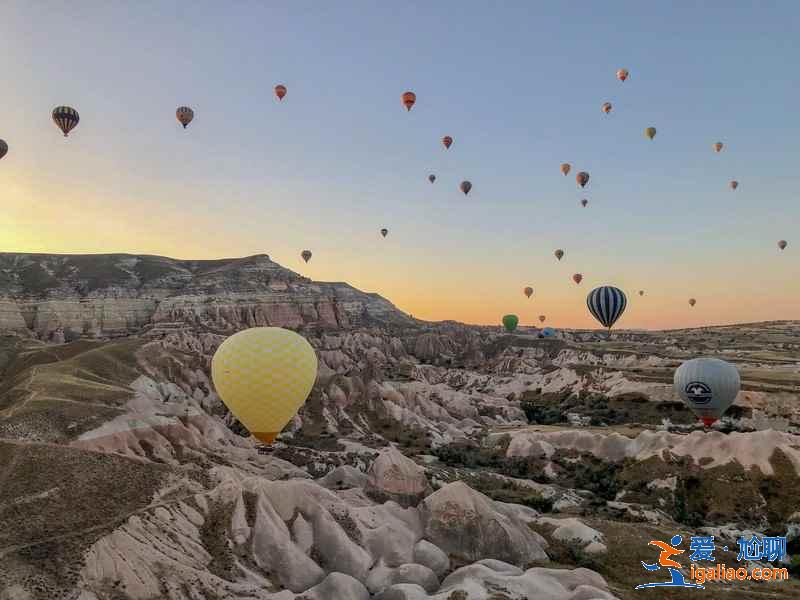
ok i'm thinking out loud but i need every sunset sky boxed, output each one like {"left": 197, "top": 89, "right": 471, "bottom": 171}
{"left": 1, "top": 2, "right": 798, "bottom": 329}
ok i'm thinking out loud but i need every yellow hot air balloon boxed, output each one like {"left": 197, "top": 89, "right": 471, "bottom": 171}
{"left": 211, "top": 327, "right": 318, "bottom": 444}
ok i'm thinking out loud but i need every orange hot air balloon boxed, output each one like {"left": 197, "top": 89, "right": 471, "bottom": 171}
{"left": 689, "top": 298, "right": 696, "bottom": 307}
{"left": 274, "top": 85, "right": 287, "bottom": 101}
{"left": 572, "top": 273, "right": 583, "bottom": 285}
{"left": 524, "top": 286, "right": 534, "bottom": 299}
{"left": 713, "top": 142, "right": 723, "bottom": 153}
{"left": 729, "top": 180, "right": 739, "bottom": 190}
{"left": 402, "top": 91, "right": 416, "bottom": 111}
{"left": 778, "top": 240, "right": 787, "bottom": 250}
{"left": 460, "top": 180, "right": 472, "bottom": 195}
{"left": 301, "top": 250, "right": 312, "bottom": 263}
{"left": 428, "top": 174, "right": 436, "bottom": 183}
{"left": 538, "top": 315, "right": 546, "bottom": 323}
{"left": 581, "top": 199, "right": 588, "bottom": 207}
{"left": 560, "top": 163, "right": 571, "bottom": 176}
{"left": 554, "top": 249, "right": 564, "bottom": 261}
{"left": 442, "top": 136, "right": 453, "bottom": 149}
{"left": 576, "top": 172, "right": 589, "bottom": 188}
{"left": 617, "top": 68, "right": 629, "bottom": 82}
{"left": 602, "top": 102, "right": 612, "bottom": 114}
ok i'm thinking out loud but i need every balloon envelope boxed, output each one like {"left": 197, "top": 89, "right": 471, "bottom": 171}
{"left": 460, "top": 181, "right": 472, "bottom": 195}
{"left": 674, "top": 357, "right": 740, "bottom": 426}
{"left": 560, "top": 163, "right": 571, "bottom": 176}
{"left": 689, "top": 298, "right": 696, "bottom": 306}
{"left": 713, "top": 142, "right": 724, "bottom": 153}
{"left": 602, "top": 102, "right": 612, "bottom": 114}
{"left": 212, "top": 327, "right": 318, "bottom": 444}
{"left": 401, "top": 91, "right": 416, "bottom": 111}
{"left": 554, "top": 249, "right": 564, "bottom": 261}
{"left": 581, "top": 199, "right": 588, "bottom": 207}
{"left": 645, "top": 127, "right": 657, "bottom": 140}
{"left": 617, "top": 68, "right": 629, "bottom": 81}
{"left": 0, "top": 139, "right": 7, "bottom": 160}
{"left": 524, "top": 286, "right": 533, "bottom": 298}
{"left": 380, "top": 228, "right": 388, "bottom": 237}
{"left": 576, "top": 172, "right": 589, "bottom": 188}
{"left": 442, "top": 136, "right": 453, "bottom": 149}
{"left": 729, "top": 180, "right": 739, "bottom": 190}
{"left": 778, "top": 240, "right": 787, "bottom": 250}
{"left": 587, "top": 286, "right": 627, "bottom": 329}
{"left": 52, "top": 106, "right": 79, "bottom": 137}
{"left": 274, "top": 84, "right": 287, "bottom": 100}
{"left": 502, "top": 314, "right": 518, "bottom": 332}
{"left": 428, "top": 174, "right": 436, "bottom": 183}
{"left": 176, "top": 106, "right": 194, "bottom": 129}
{"left": 572, "top": 273, "right": 583, "bottom": 284}
{"left": 538, "top": 315, "right": 546, "bottom": 323}
{"left": 301, "top": 250, "right": 312, "bottom": 263}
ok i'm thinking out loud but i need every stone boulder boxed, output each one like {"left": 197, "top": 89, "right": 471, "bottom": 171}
{"left": 419, "top": 481, "right": 548, "bottom": 566}
{"left": 365, "top": 446, "right": 431, "bottom": 508}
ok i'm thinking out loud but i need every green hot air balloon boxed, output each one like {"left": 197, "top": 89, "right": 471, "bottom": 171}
{"left": 502, "top": 314, "right": 519, "bottom": 333}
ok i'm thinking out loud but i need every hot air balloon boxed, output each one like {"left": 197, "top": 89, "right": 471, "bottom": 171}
{"left": 674, "top": 357, "right": 740, "bottom": 428}
{"left": 729, "top": 180, "right": 739, "bottom": 190}
{"left": 581, "top": 199, "right": 588, "bottom": 207}
{"left": 524, "top": 286, "right": 534, "bottom": 299}
{"left": 778, "top": 240, "right": 787, "bottom": 250}
{"left": 560, "top": 163, "right": 571, "bottom": 176}
{"left": 176, "top": 106, "right": 194, "bottom": 129}
{"left": 689, "top": 298, "right": 696, "bottom": 307}
{"left": 274, "top": 85, "right": 287, "bottom": 101}
{"left": 212, "top": 327, "right": 318, "bottom": 444}
{"left": 602, "top": 102, "right": 612, "bottom": 114}
{"left": 401, "top": 91, "right": 416, "bottom": 111}
{"left": 538, "top": 315, "right": 546, "bottom": 323}
{"left": 460, "top": 181, "right": 472, "bottom": 195}
{"left": 442, "top": 136, "right": 453, "bottom": 149}
{"left": 0, "top": 139, "right": 7, "bottom": 160}
{"left": 301, "top": 250, "right": 312, "bottom": 263}
{"left": 617, "top": 68, "right": 629, "bottom": 82}
{"left": 52, "top": 106, "right": 79, "bottom": 137}
{"left": 639, "top": 290, "right": 644, "bottom": 296}
{"left": 380, "top": 228, "right": 388, "bottom": 238}
{"left": 554, "top": 249, "right": 565, "bottom": 261}
{"left": 645, "top": 127, "right": 657, "bottom": 140}
{"left": 572, "top": 273, "right": 583, "bottom": 285}
{"left": 428, "top": 174, "right": 436, "bottom": 183}
{"left": 576, "top": 172, "right": 589, "bottom": 188}
{"left": 713, "top": 142, "right": 723, "bottom": 153}
{"left": 502, "top": 314, "right": 519, "bottom": 333}
{"left": 587, "top": 286, "right": 627, "bottom": 332}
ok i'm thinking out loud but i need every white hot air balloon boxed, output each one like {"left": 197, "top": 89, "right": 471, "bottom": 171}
{"left": 673, "top": 357, "right": 740, "bottom": 427}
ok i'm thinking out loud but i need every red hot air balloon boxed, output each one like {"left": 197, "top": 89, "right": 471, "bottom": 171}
{"left": 572, "top": 273, "right": 583, "bottom": 285}
{"left": 460, "top": 180, "right": 472, "bottom": 195}
{"left": 729, "top": 180, "right": 739, "bottom": 190}
{"left": 576, "top": 172, "right": 590, "bottom": 188}
{"left": 617, "top": 68, "right": 629, "bottom": 82}
{"left": 581, "top": 199, "right": 588, "bottom": 207}
{"left": 442, "top": 136, "right": 453, "bottom": 149}
{"left": 274, "top": 85, "right": 287, "bottom": 101}
{"left": 524, "top": 286, "right": 533, "bottom": 299}
{"left": 401, "top": 91, "right": 416, "bottom": 111}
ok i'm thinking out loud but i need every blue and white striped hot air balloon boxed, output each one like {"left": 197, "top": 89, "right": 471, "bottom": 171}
{"left": 586, "top": 286, "right": 627, "bottom": 333}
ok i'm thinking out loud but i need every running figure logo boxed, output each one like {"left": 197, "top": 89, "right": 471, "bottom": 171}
{"left": 636, "top": 535, "right": 704, "bottom": 589}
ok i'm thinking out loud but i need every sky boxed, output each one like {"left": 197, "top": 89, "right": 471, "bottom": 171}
{"left": 1, "top": 2, "right": 798, "bottom": 329}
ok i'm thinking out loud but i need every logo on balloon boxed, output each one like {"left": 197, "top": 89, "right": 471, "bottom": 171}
{"left": 685, "top": 382, "right": 713, "bottom": 405}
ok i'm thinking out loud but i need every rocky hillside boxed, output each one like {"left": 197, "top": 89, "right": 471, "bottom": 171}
{"left": 1, "top": 254, "right": 799, "bottom": 600}
{"left": 0, "top": 253, "right": 412, "bottom": 340}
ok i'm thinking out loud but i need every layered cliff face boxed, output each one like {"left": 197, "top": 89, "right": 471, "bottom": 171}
{"left": 0, "top": 253, "right": 412, "bottom": 340}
